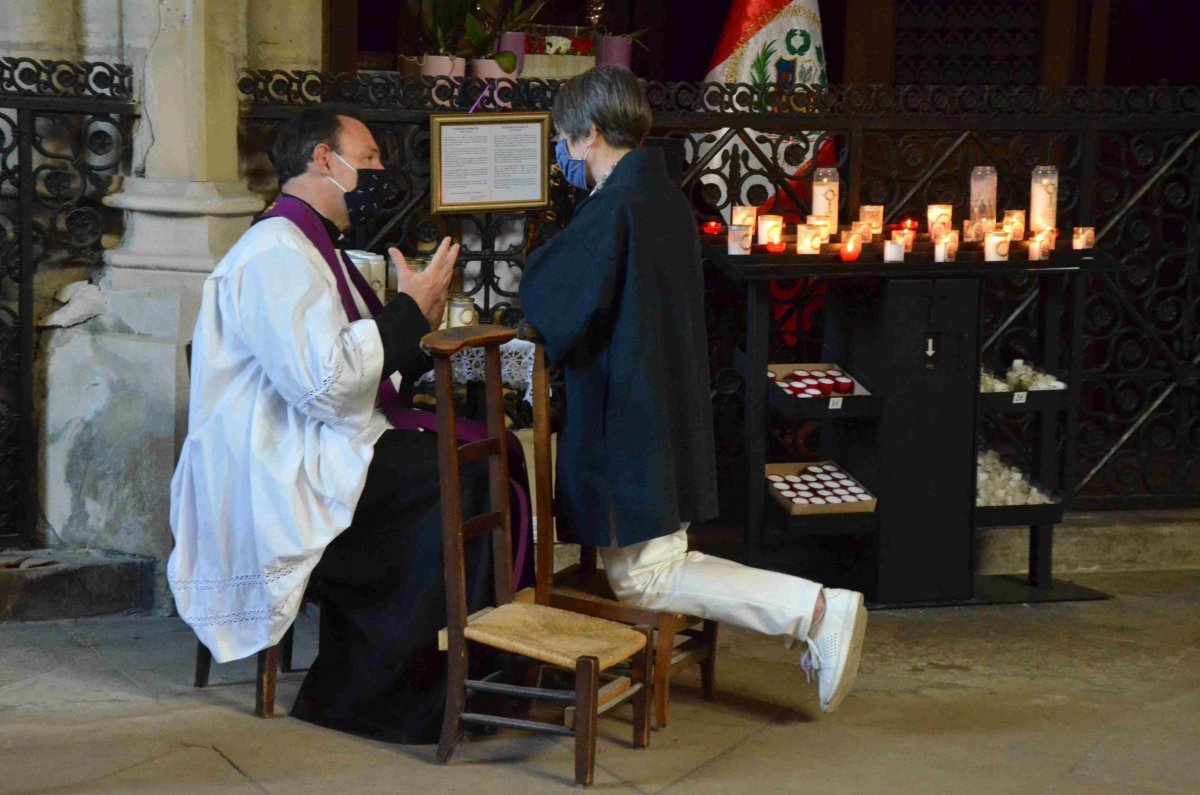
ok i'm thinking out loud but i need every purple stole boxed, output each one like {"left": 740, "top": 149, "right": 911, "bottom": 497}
{"left": 258, "top": 194, "right": 531, "bottom": 586}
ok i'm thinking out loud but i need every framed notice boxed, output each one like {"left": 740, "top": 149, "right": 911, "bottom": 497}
{"left": 430, "top": 112, "right": 552, "bottom": 214}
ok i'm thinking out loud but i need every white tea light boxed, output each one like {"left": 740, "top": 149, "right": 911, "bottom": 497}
{"left": 934, "top": 242, "right": 948, "bottom": 262}
{"left": 884, "top": 240, "right": 905, "bottom": 262}
{"left": 757, "top": 214, "right": 784, "bottom": 245}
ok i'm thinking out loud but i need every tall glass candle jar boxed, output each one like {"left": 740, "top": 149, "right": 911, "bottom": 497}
{"left": 1030, "top": 166, "right": 1058, "bottom": 234}
{"left": 970, "top": 165, "right": 997, "bottom": 237}
{"left": 812, "top": 168, "right": 839, "bottom": 232}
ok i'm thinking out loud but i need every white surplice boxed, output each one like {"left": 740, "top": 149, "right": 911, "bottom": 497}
{"left": 169, "top": 217, "right": 392, "bottom": 663}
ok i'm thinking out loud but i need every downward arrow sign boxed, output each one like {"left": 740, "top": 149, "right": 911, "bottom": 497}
{"left": 926, "top": 338, "right": 936, "bottom": 357}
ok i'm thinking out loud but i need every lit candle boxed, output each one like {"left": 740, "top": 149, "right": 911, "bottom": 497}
{"left": 812, "top": 168, "right": 840, "bottom": 232}
{"left": 851, "top": 220, "right": 873, "bottom": 243}
{"left": 926, "top": 204, "right": 953, "bottom": 238}
{"left": 1028, "top": 238, "right": 1042, "bottom": 261}
{"left": 839, "top": 230, "right": 862, "bottom": 263}
{"left": 1030, "top": 166, "right": 1058, "bottom": 234}
{"left": 934, "top": 242, "right": 947, "bottom": 262}
{"left": 1002, "top": 209, "right": 1026, "bottom": 241}
{"left": 807, "top": 214, "right": 832, "bottom": 241}
{"left": 731, "top": 205, "right": 758, "bottom": 227}
{"left": 1072, "top": 226, "right": 1094, "bottom": 249}
{"left": 970, "top": 165, "right": 997, "bottom": 230}
{"left": 902, "top": 218, "right": 918, "bottom": 233}
{"left": 795, "top": 224, "right": 823, "bottom": 254}
{"left": 985, "top": 230, "right": 1011, "bottom": 262}
{"left": 892, "top": 229, "right": 915, "bottom": 253}
{"left": 883, "top": 240, "right": 905, "bottom": 262}
{"left": 765, "top": 225, "right": 786, "bottom": 254}
{"left": 757, "top": 214, "right": 784, "bottom": 245}
{"left": 701, "top": 220, "right": 723, "bottom": 236}
{"left": 943, "top": 230, "right": 960, "bottom": 260}
{"left": 727, "top": 224, "right": 754, "bottom": 255}
{"left": 859, "top": 205, "right": 884, "bottom": 235}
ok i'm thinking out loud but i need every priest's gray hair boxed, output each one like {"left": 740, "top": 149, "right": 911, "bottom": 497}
{"left": 271, "top": 104, "right": 367, "bottom": 186}
{"left": 552, "top": 66, "right": 652, "bottom": 150}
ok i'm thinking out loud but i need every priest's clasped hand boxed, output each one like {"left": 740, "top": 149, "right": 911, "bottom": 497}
{"left": 390, "top": 236, "right": 460, "bottom": 329}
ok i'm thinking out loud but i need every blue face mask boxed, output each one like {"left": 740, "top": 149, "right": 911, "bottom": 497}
{"left": 555, "top": 138, "right": 591, "bottom": 191}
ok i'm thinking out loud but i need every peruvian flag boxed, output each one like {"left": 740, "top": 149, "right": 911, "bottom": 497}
{"left": 703, "top": 0, "right": 835, "bottom": 343}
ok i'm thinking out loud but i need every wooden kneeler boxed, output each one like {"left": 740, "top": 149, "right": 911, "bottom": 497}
{"left": 426, "top": 325, "right": 652, "bottom": 787}
{"left": 522, "top": 322, "right": 720, "bottom": 728}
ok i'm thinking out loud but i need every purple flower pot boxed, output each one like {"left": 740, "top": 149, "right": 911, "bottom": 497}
{"left": 596, "top": 35, "right": 633, "bottom": 69}
{"left": 495, "top": 31, "right": 527, "bottom": 75}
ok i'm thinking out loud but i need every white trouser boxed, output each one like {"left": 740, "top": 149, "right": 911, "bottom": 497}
{"left": 598, "top": 525, "right": 824, "bottom": 644}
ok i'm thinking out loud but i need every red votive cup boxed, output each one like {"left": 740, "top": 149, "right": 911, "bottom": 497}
{"left": 816, "top": 378, "right": 836, "bottom": 395}
{"left": 701, "top": 220, "right": 723, "bottom": 235}
{"left": 834, "top": 376, "right": 854, "bottom": 394}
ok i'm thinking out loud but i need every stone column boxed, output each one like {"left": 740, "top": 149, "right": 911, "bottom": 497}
{"left": 39, "top": 0, "right": 271, "bottom": 609}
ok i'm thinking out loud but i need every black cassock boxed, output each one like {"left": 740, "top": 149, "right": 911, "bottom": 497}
{"left": 520, "top": 147, "right": 719, "bottom": 548}
{"left": 291, "top": 429, "right": 496, "bottom": 744}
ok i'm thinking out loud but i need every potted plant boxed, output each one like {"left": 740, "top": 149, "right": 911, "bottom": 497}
{"left": 479, "top": 0, "right": 547, "bottom": 77}
{"left": 401, "top": 0, "right": 474, "bottom": 77}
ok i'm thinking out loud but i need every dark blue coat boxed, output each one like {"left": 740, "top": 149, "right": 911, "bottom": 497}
{"left": 519, "top": 147, "right": 719, "bottom": 547}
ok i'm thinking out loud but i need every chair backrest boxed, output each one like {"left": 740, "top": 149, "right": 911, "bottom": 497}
{"left": 424, "top": 324, "right": 521, "bottom": 646}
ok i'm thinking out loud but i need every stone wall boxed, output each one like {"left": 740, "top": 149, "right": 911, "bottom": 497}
{"left": 0, "top": 0, "right": 322, "bottom": 611}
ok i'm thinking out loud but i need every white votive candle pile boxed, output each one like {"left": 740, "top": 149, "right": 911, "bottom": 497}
{"left": 976, "top": 450, "right": 1055, "bottom": 507}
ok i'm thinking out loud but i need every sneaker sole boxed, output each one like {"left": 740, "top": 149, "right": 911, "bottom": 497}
{"left": 822, "top": 594, "right": 867, "bottom": 713}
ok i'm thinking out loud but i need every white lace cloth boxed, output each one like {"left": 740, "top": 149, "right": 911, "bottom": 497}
{"left": 417, "top": 337, "right": 537, "bottom": 402}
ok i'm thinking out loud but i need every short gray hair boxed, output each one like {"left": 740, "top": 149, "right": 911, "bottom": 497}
{"left": 552, "top": 66, "right": 652, "bottom": 149}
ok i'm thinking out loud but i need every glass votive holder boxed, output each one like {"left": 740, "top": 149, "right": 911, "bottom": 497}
{"left": 807, "top": 214, "right": 832, "bottom": 240}
{"left": 891, "top": 229, "right": 915, "bottom": 253}
{"left": 859, "top": 205, "right": 884, "bottom": 235}
{"left": 943, "top": 230, "right": 960, "bottom": 260}
{"left": 927, "top": 204, "right": 953, "bottom": 238}
{"left": 1072, "top": 227, "right": 1095, "bottom": 249}
{"left": 1003, "top": 209, "right": 1026, "bottom": 241}
{"left": 985, "top": 230, "right": 1011, "bottom": 262}
{"left": 851, "top": 220, "right": 873, "bottom": 243}
{"left": 934, "top": 240, "right": 949, "bottom": 262}
{"left": 727, "top": 224, "right": 753, "bottom": 255}
{"left": 765, "top": 226, "right": 787, "bottom": 254}
{"left": 1029, "top": 237, "right": 1044, "bottom": 261}
{"left": 731, "top": 205, "right": 758, "bottom": 227}
{"left": 796, "top": 224, "right": 824, "bottom": 254}
{"left": 839, "top": 230, "right": 862, "bottom": 263}
{"left": 883, "top": 240, "right": 905, "bottom": 263}
{"left": 757, "top": 214, "right": 783, "bottom": 245}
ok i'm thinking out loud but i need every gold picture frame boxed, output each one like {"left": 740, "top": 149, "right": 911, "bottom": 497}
{"left": 430, "top": 111, "right": 552, "bottom": 214}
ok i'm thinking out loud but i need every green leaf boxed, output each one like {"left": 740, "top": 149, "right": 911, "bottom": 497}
{"left": 494, "top": 50, "right": 518, "bottom": 73}
{"left": 750, "top": 41, "right": 776, "bottom": 87}
{"left": 465, "top": 13, "right": 490, "bottom": 49}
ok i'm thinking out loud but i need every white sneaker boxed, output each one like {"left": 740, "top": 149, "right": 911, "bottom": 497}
{"left": 800, "top": 588, "right": 868, "bottom": 713}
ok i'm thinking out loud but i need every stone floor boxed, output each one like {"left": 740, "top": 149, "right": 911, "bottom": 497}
{"left": 1, "top": 570, "right": 1198, "bottom": 794}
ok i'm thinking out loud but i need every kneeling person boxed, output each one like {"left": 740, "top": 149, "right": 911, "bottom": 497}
{"left": 519, "top": 67, "right": 867, "bottom": 713}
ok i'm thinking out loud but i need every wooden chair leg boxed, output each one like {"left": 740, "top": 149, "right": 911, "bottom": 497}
{"left": 437, "top": 649, "right": 468, "bottom": 764}
{"left": 193, "top": 641, "right": 212, "bottom": 689}
{"left": 631, "top": 628, "right": 652, "bottom": 749}
{"left": 574, "top": 656, "right": 599, "bottom": 786}
{"left": 700, "top": 620, "right": 719, "bottom": 701}
{"left": 255, "top": 645, "right": 279, "bottom": 719}
{"left": 653, "top": 626, "right": 676, "bottom": 729}
{"left": 280, "top": 624, "right": 296, "bottom": 673}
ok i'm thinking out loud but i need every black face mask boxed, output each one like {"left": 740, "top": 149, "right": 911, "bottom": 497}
{"left": 328, "top": 151, "right": 396, "bottom": 226}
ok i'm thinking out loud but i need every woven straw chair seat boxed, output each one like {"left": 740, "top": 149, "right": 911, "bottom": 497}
{"left": 464, "top": 602, "right": 647, "bottom": 671}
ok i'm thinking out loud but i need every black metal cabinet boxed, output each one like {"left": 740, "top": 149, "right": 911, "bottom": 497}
{"left": 704, "top": 245, "right": 1120, "bottom": 607}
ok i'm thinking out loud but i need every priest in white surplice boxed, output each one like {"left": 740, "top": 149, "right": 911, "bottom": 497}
{"left": 169, "top": 105, "right": 496, "bottom": 742}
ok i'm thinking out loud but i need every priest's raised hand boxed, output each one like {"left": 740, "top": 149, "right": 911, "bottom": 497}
{"left": 391, "top": 236, "right": 460, "bottom": 330}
